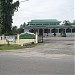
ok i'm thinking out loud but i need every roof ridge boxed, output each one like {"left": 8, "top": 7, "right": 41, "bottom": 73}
{"left": 31, "top": 19, "right": 57, "bottom": 20}
{"left": 30, "top": 19, "right": 60, "bottom": 22}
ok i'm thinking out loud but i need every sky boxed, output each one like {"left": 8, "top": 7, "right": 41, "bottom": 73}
{"left": 13, "top": 0, "right": 74, "bottom": 27}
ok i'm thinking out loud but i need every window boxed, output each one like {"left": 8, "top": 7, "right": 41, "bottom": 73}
{"left": 36, "top": 24, "right": 42, "bottom": 25}
{"left": 43, "top": 24, "right": 49, "bottom": 25}
{"left": 30, "top": 24, "right": 35, "bottom": 25}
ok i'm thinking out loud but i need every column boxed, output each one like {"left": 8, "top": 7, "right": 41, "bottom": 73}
{"left": 43, "top": 29, "right": 44, "bottom": 36}
{"left": 2, "top": 34, "right": 4, "bottom": 44}
{"left": 57, "top": 28, "right": 59, "bottom": 37}
{"left": 50, "top": 28, "right": 52, "bottom": 36}
{"left": 35, "top": 30, "right": 38, "bottom": 44}
{"left": 38, "top": 29, "right": 39, "bottom": 35}
{"left": 65, "top": 28, "right": 66, "bottom": 33}
{"left": 71, "top": 28, "right": 72, "bottom": 36}
{"left": 57, "top": 28, "right": 59, "bottom": 33}
{"left": 50, "top": 29, "right": 51, "bottom": 33}
{"left": 17, "top": 34, "right": 20, "bottom": 44}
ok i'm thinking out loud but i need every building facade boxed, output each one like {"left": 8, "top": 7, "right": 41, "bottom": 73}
{"left": 25, "top": 19, "right": 75, "bottom": 37}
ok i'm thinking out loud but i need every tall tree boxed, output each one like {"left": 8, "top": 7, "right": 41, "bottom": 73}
{"left": 63, "top": 20, "right": 71, "bottom": 26}
{"left": 17, "top": 24, "right": 24, "bottom": 34}
{"left": 12, "top": 26, "right": 18, "bottom": 35}
{"left": 0, "top": 0, "right": 20, "bottom": 35}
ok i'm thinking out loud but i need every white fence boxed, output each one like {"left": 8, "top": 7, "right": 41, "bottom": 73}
{"left": 0, "top": 35, "right": 35, "bottom": 45}
{"left": 0, "top": 36, "right": 15, "bottom": 40}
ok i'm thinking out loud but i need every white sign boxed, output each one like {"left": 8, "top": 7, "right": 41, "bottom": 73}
{"left": 6, "top": 36, "right": 15, "bottom": 42}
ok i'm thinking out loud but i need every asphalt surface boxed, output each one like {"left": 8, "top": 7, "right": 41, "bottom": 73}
{"left": 0, "top": 37, "right": 75, "bottom": 75}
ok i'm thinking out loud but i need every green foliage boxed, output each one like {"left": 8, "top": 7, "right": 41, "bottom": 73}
{"left": 20, "top": 33, "right": 35, "bottom": 39}
{"left": 12, "top": 26, "right": 18, "bottom": 35}
{"left": 0, "top": 44, "right": 36, "bottom": 50}
{"left": 0, "top": 0, "right": 20, "bottom": 35}
{"left": 11, "top": 25, "right": 24, "bottom": 35}
{"left": 63, "top": 20, "right": 71, "bottom": 26}
{"left": 17, "top": 28, "right": 24, "bottom": 34}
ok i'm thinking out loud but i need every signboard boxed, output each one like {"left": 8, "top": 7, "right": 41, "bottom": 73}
{"left": 6, "top": 36, "right": 15, "bottom": 42}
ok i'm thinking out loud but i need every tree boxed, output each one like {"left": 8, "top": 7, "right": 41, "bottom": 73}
{"left": 17, "top": 24, "right": 24, "bottom": 34}
{"left": 12, "top": 26, "right": 18, "bottom": 35}
{"left": 0, "top": 0, "right": 20, "bottom": 35}
{"left": 63, "top": 20, "right": 71, "bottom": 26}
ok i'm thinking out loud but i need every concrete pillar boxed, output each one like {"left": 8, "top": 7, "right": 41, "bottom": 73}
{"left": 50, "top": 29, "right": 51, "bottom": 33}
{"left": 65, "top": 28, "right": 66, "bottom": 33}
{"left": 2, "top": 34, "right": 4, "bottom": 40}
{"left": 71, "top": 28, "right": 72, "bottom": 36}
{"left": 58, "top": 28, "right": 59, "bottom": 33}
{"left": 17, "top": 34, "right": 20, "bottom": 44}
{"left": 43, "top": 29, "right": 44, "bottom": 34}
{"left": 35, "top": 30, "right": 38, "bottom": 44}
{"left": 38, "top": 29, "right": 39, "bottom": 35}
{"left": 50, "top": 28, "right": 52, "bottom": 36}
{"left": 42, "top": 29, "right": 44, "bottom": 37}
{"left": 2, "top": 34, "right": 5, "bottom": 44}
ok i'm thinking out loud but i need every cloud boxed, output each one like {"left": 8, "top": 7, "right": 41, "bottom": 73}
{"left": 13, "top": 0, "right": 74, "bottom": 27}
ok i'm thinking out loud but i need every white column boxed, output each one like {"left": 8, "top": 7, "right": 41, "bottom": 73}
{"left": 2, "top": 34, "right": 4, "bottom": 44}
{"left": 43, "top": 29, "right": 44, "bottom": 34}
{"left": 42, "top": 29, "right": 44, "bottom": 36}
{"left": 49, "top": 29, "right": 51, "bottom": 36}
{"left": 17, "top": 34, "right": 20, "bottom": 44}
{"left": 58, "top": 28, "right": 59, "bottom": 33}
{"left": 38, "top": 29, "right": 39, "bottom": 35}
{"left": 50, "top": 29, "right": 51, "bottom": 33}
{"left": 35, "top": 30, "right": 38, "bottom": 44}
{"left": 71, "top": 28, "right": 72, "bottom": 36}
{"left": 65, "top": 28, "right": 66, "bottom": 33}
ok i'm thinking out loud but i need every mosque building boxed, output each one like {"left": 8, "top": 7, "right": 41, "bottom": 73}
{"left": 24, "top": 19, "right": 75, "bottom": 37}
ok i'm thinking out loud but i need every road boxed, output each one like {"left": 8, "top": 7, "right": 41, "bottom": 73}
{"left": 0, "top": 37, "right": 75, "bottom": 75}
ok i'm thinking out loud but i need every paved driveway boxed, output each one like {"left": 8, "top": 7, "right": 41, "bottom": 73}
{"left": 0, "top": 37, "right": 75, "bottom": 75}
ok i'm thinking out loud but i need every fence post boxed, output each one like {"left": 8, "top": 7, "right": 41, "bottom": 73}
{"left": 35, "top": 30, "right": 38, "bottom": 44}
{"left": 17, "top": 34, "right": 20, "bottom": 44}
{"left": 2, "top": 34, "right": 5, "bottom": 44}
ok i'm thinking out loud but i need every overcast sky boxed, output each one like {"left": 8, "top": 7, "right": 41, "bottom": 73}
{"left": 13, "top": 0, "right": 74, "bottom": 27}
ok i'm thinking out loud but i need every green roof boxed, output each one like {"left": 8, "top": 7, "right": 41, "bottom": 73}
{"left": 30, "top": 19, "right": 61, "bottom": 23}
{"left": 25, "top": 24, "right": 75, "bottom": 29}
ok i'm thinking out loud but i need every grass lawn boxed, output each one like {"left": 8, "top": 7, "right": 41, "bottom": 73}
{"left": 0, "top": 43, "right": 41, "bottom": 50}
